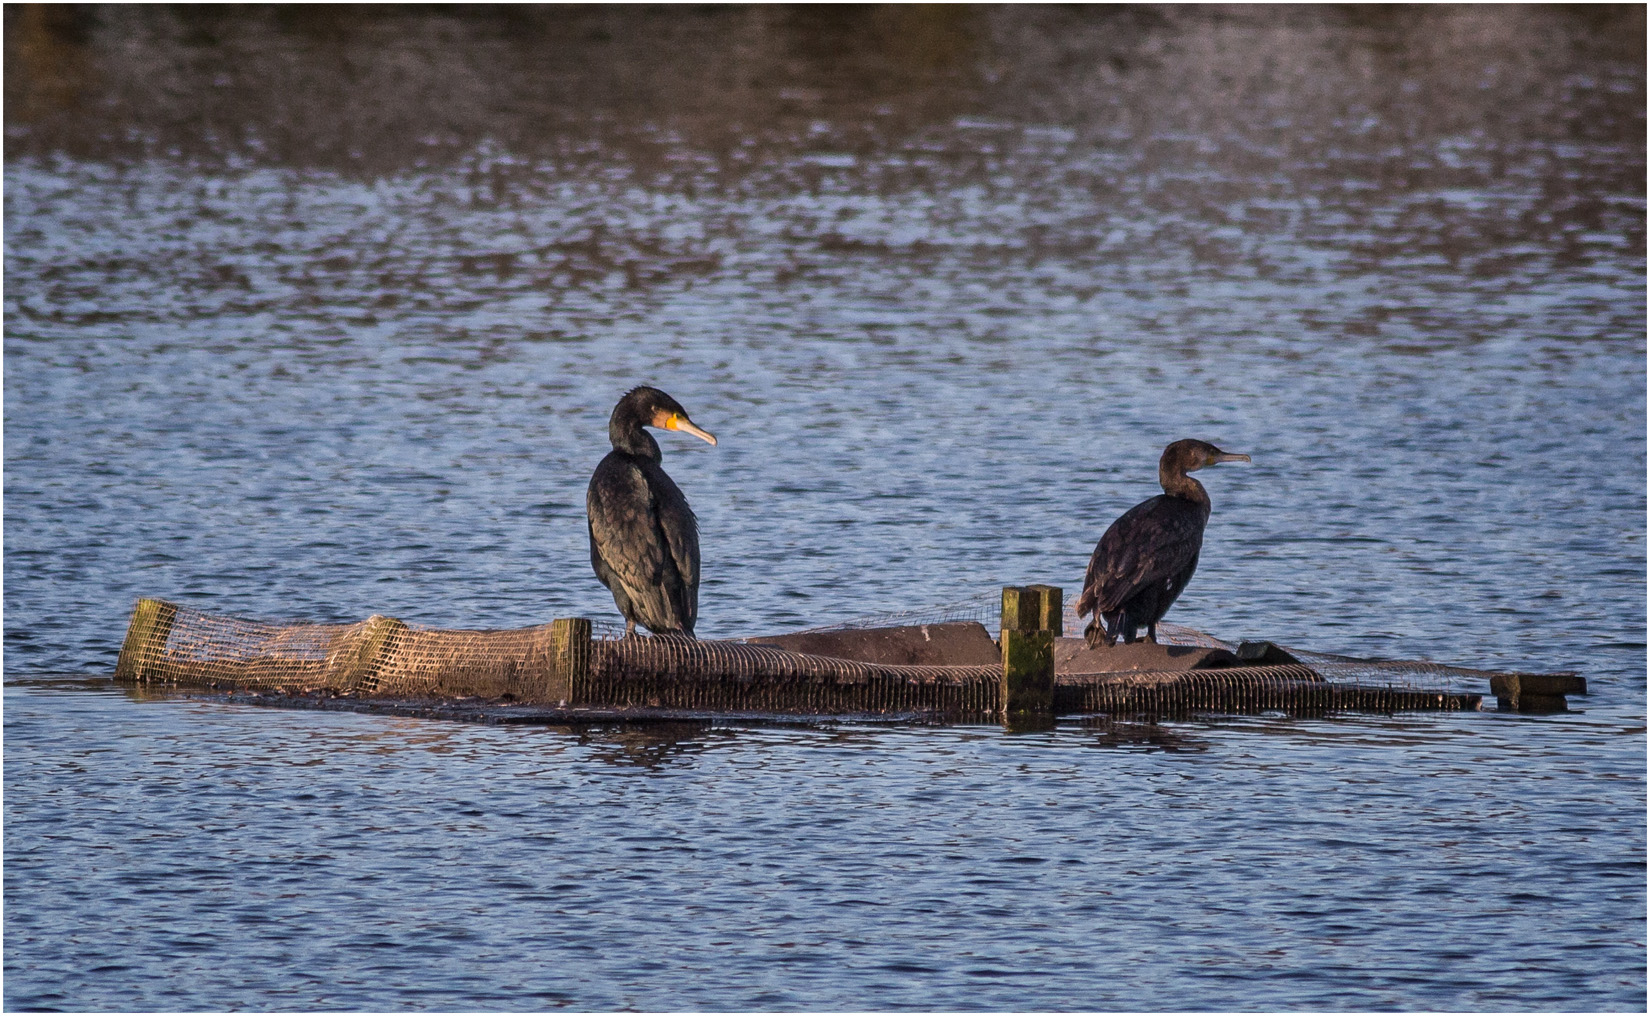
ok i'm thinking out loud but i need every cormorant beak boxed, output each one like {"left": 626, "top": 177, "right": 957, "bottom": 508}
{"left": 662, "top": 413, "right": 717, "bottom": 446}
{"left": 1211, "top": 452, "right": 1250, "bottom": 465}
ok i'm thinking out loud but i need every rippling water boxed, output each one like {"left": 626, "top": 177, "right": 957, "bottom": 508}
{"left": 5, "top": 6, "right": 1645, "bottom": 1010}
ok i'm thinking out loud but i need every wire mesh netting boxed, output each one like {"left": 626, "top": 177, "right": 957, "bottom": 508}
{"left": 1053, "top": 664, "right": 1480, "bottom": 716}
{"left": 113, "top": 595, "right": 1561, "bottom": 721}
{"left": 122, "top": 605, "right": 566, "bottom": 701}
{"left": 588, "top": 635, "right": 1002, "bottom": 716}
{"left": 114, "top": 602, "right": 1008, "bottom": 716}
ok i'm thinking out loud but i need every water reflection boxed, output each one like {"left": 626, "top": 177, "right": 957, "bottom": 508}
{"left": 6, "top": 6, "right": 1641, "bottom": 187}
{"left": 1075, "top": 716, "right": 1209, "bottom": 753}
{"left": 5, "top": 5, "right": 986, "bottom": 172}
{"left": 568, "top": 720, "right": 734, "bottom": 770}
{"left": 779, "top": 5, "right": 981, "bottom": 87}
{"left": 4, "top": 4, "right": 94, "bottom": 123}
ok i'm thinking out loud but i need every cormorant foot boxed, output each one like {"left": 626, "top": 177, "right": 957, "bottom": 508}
{"left": 1084, "top": 619, "right": 1117, "bottom": 648}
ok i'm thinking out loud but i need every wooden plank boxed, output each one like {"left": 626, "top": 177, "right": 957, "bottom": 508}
{"left": 1495, "top": 691, "right": 1570, "bottom": 714}
{"left": 1490, "top": 673, "right": 1585, "bottom": 699}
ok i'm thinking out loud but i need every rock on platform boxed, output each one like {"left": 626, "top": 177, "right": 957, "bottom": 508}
{"left": 747, "top": 621, "right": 1001, "bottom": 666}
{"left": 1055, "top": 637, "right": 1241, "bottom": 675}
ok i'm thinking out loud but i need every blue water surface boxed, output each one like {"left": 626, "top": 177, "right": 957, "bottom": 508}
{"left": 5, "top": 6, "right": 1644, "bottom": 1011}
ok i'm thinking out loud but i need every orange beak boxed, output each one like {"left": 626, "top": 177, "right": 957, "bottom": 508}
{"left": 657, "top": 411, "right": 717, "bottom": 446}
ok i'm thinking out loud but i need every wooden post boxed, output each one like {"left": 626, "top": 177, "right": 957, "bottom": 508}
{"left": 1001, "top": 585, "right": 1059, "bottom": 723}
{"left": 1025, "top": 583, "right": 1063, "bottom": 635}
{"left": 549, "top": 617, "right": 592, "bottom": 705}
{"left": 114, "top": 598, "right": 178, "bottom": 683}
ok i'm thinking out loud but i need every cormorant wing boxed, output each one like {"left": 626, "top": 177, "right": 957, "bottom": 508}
{"left": 587, "top": 456, "right": 679, "bottom": 629}
{"left": 1080, "top": 495, "right": 1206, "bottom": 616}
{"left": 646, "top": 463, "right": 700, "bottom": 631}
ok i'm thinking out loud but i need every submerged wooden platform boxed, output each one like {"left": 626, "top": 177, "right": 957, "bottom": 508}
{"left": 105, "top": 584, "right": 1582, "bottom": 727}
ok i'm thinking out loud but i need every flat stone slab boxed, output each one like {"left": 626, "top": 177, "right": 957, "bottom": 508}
{"left": 1056, "top": 637, "right": 1288, "bottom": 676}
{"left": 747, "top": 621, "right": 1001, "bottom": 667}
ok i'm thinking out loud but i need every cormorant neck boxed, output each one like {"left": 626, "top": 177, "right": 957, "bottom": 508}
{"left": 1159, "top": 467, "right": 1209, "bottom": 506}
{"left": 611, "top": 426, "right": 660, "bottom": 461}
{"left": 610, "top": 404, "right": 661, "bottom": 461}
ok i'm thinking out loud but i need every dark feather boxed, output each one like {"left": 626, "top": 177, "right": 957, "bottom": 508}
{"left": 587, "top": 452, "right": 700, "bottom": 635}
{"left": 1084, "top": 494, "right": 1207, "bottom": 617}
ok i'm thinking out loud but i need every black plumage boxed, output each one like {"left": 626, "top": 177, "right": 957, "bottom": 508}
{"left": 1076, "top": 439, "right": 1250, "bottom": 647}
{"left": 587, "top": 387, "right": 717, "bottom": 636}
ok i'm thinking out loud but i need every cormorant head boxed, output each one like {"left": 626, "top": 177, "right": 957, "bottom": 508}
{"left": 612, "top": 386, "right": 717, "bottom": 447}
{"left": 1162, "top": 438, "right": 1250, "bottom": 475}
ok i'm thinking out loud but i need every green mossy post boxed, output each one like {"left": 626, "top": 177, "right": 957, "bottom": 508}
{"left": 1026, "top": 583, "right": 1063, "bottom": 635}
{"left": 329, "top": 614, "right": 410, "bottom": 692}
{"left": 549, "top": 617, "right": 592, "bottom": 705}
{"left": 1001, "top": 585, "right": 1060, "bottom": 724}
{"left": 114, "top": 598, "right": 178, "bottom": 683}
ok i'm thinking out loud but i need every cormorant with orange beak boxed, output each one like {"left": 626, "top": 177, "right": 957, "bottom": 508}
{"left": 587, "top": 386, "right": 717, "bottom": 636}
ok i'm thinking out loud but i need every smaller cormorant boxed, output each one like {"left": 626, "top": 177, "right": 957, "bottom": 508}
{"left": 587, "top": 387, "right": 717, "bottom": 636}
{"left": 1076, "top": 439, "right": 1250, "bottom": 647}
